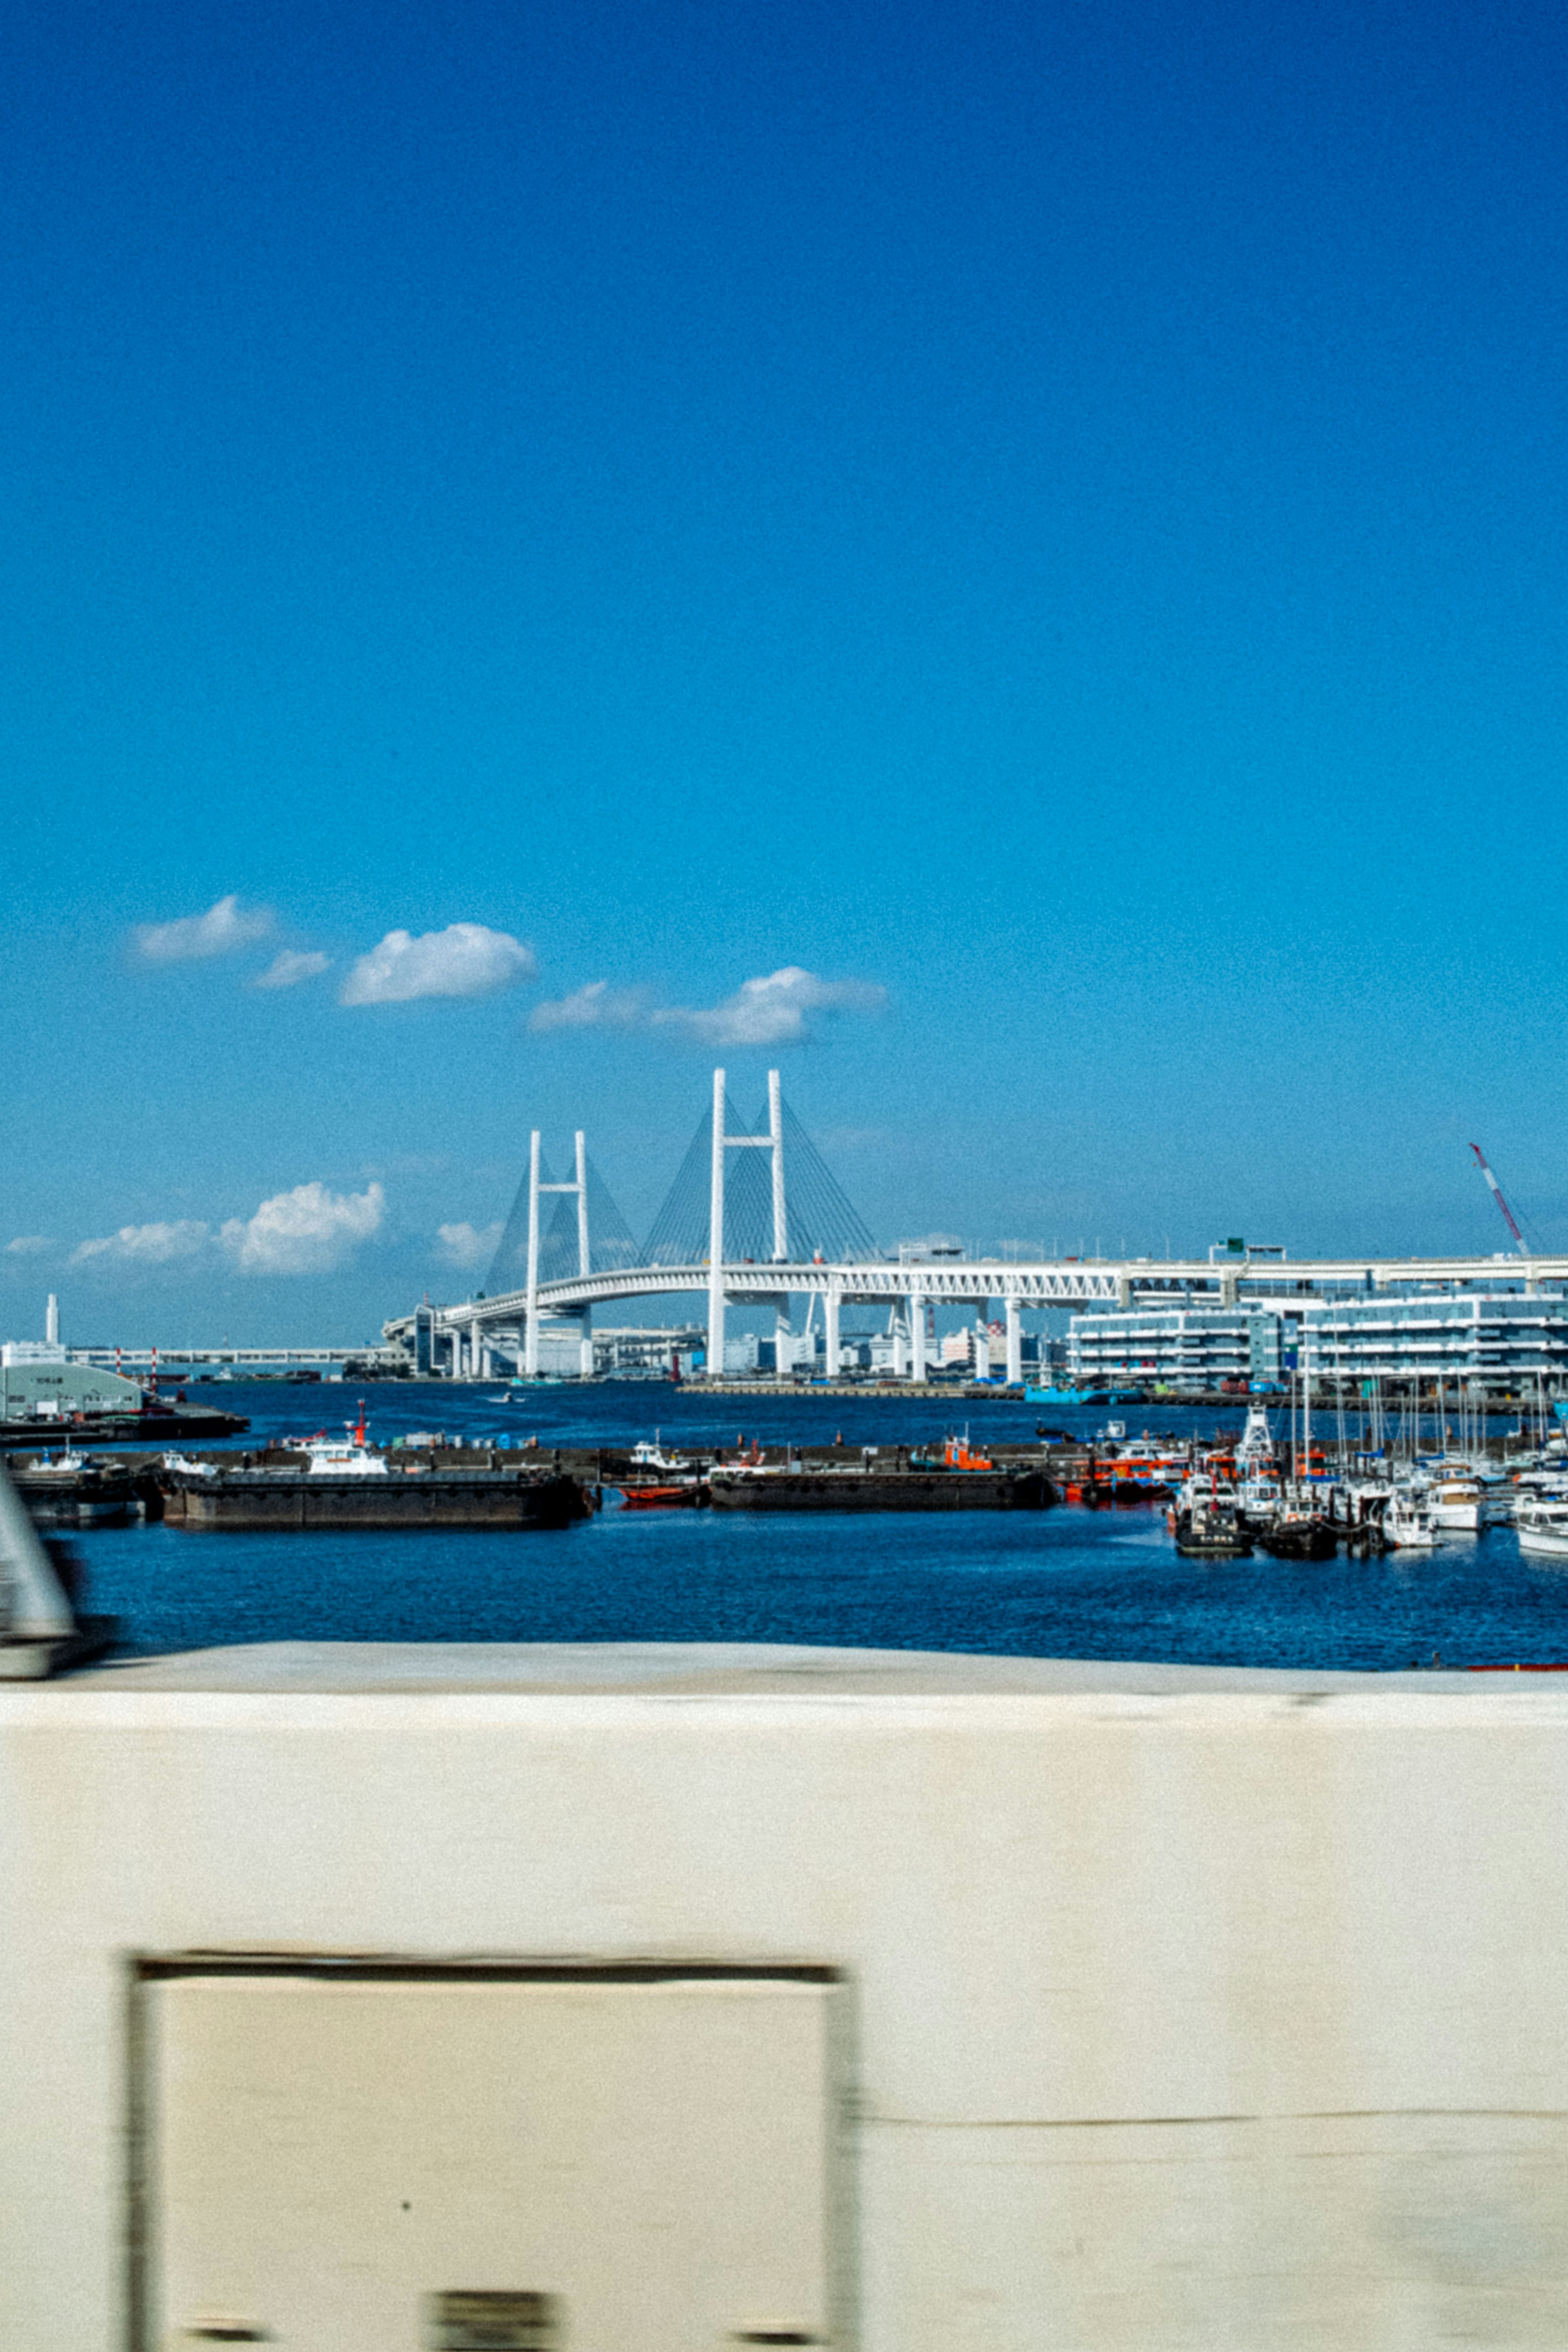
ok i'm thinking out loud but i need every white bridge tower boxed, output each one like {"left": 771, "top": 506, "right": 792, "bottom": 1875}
{"left": 524, "top": 1129, "right": 592, "bottom": 1378}
{"left": 706, "top": 1067, "right": 787, "bottom": 1380}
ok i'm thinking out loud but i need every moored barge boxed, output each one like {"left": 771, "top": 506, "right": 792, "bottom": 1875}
{"left": 708, "top": 1465, "right": 1055, "bottom": 1512}
{"left": 160, "top": 1419, "right": 587, "bottom": 1530}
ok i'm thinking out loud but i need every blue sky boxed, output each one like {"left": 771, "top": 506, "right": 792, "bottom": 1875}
{"left": 3, "top": 0, "right": 1566, "bottom": 1342}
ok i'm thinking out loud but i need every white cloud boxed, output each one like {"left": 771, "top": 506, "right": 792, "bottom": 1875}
{"left": 529, "top": 980, "right": 650, "bottom": 1034}
{"left": 134, "top": 895, "right": 275, "bottom": 963}
{"left": 4, "top": 1234, "right": 54, "bottom": 1256}
{"left": 72, "top": 1220, "right": 211, "bottom": 1267}
{"left": 655, "top": 967, "right": 887, "bottom": 1047}
{"left": 527, "top": 967, "right": 886, "bottom": 1047}
{"left": 218, "top": 1180, "right": 385, "bottom": 1274}
{"left": 253, "top": 949, "right": 331, "bottom": 990}
{"left": 437, "top": 1220, "right": 503, "bottom": 1269}
{"left": 341, "top": 924, "right": 536, "bottom": 1006}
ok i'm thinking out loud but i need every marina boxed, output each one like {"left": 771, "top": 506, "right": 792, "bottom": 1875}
{"left": 25, "top": 1380, "right": 1568, "bottom": 1674}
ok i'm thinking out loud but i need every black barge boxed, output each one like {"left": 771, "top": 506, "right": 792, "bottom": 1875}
{"left": 707, "top": 1466, "right": 1055, "bottom": 1512}
{"left": 162, "top": 1461, "right": 587, "bottom": 1530}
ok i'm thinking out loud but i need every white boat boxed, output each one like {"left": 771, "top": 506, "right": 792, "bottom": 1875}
{"left": 1383, "top": 1490, "right": 1437, "bottom": 1549}
{"left": 282, "top": 1409, "right": 388, "bottom": 1479}
{"left": 162, "top": 1452, "right": 216, "bottom": 1478}
{"left": 629, "top": 1436, "right": 692, "bottom": 1474}
{"left": 1236, "top": 1474, "right": 1285, "bottom": 1529}
{"left": 1516, "top": 1499, "right": 1568, "bottom": 1558}
{"left": 1425, "top": 1473, "right": 1483, "bottom": 1532}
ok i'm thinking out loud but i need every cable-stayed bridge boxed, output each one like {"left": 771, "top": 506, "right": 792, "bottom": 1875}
{"left": 385, "top": 1069, "right": 1566, "bottom": 1383}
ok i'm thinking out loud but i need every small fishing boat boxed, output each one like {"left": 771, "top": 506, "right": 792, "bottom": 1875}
{"left": 1383, "top": 1490, "right": 1437, "bottom": 1550}
{"left": 617, "top": 1482, "right": 705, "bottom": 1509}
{"left": 1516, "top": 1500, "right": 1568, "bottom": 1559}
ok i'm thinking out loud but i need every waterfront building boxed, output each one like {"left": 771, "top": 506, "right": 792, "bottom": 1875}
{"left": 1068, "top": 1288, "right": 1568, "bottom": 1392}
{"left": 0, "top": 1341, "right": 145, "bottom": 1420}
{"left": 592, "top": 1326, "right": 705, "bottom": 1376}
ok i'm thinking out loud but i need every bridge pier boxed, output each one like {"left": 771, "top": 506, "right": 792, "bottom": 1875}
{"left": 824, "top": 1279, "right": 841, "bottom": 1379}
{"left": 910, "top": 1288, "right": 927, "bottom": 1382}
{"left": 1005, "top": 1294, "right": 1022, "bottom": 1385}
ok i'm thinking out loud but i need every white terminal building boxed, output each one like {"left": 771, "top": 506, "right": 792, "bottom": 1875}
{"left": 1068, "top": 1288, "right": 1568, "bottom": 1392}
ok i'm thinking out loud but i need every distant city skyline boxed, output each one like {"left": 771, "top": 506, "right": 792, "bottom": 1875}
{"left": 6, "top": 0, "right": 1567, "bottom": 1341}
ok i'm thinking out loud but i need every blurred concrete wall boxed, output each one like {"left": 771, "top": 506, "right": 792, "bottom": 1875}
{"left": 6, "top": 1661, "right": 1568, "bottom": 2347}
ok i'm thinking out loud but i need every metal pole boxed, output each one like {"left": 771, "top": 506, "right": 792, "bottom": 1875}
{"left": 825, "top": 1277, "right": 840, "bottom": 1381}
{"left": 524, "top": 1129, "right": 541, "bottom": 1379}
{"left": 0, "top": 1459, "right": 75, "bottom": 1639}
{"left": 707, "top": 1068, "right": 726, "bottom": 1379}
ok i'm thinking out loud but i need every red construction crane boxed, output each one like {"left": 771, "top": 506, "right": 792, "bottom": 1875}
{"left": 1470, "top": 1143, "right": 1529, "bottom": 1256}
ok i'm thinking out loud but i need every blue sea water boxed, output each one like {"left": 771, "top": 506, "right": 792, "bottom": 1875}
{"left": 67, "top": 1381, "right": 1568, "bottom": 1672}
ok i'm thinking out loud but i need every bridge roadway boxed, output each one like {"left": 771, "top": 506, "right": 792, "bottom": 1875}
{"left": 387, "top": 1251, "right": 1568, "bottom": 1383}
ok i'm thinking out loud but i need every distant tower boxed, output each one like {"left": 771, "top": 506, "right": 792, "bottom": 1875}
{"left": 45, "top": 1294, "right": 58, "bottom": 1348}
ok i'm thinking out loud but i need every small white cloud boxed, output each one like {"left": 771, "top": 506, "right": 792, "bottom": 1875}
{"left": 253, "top": 949, "right": 331, "bottom": 990}
{"left": 529, "top": 980, "right": 651, "bottom": 1034}
{"left": 72, "top": 1220, "right": 211, "bottom": 1267}
{"left": 4, "top": 1234, "right": 54, "bottom": 1256}
{"left": 655, "top": 967, "right": 886, "bottom": 1048}
{"left": 341, "top": 924, "right": 536, "bottom": 1006}
{"left": 437, "top": 1220, "right": 503, "bottom": 1269}
{"left": 219, "top": 1180, "right": 385, "bottom": 1274}
{"left": 134, "top": 895, "right": 275, "bottom": 963}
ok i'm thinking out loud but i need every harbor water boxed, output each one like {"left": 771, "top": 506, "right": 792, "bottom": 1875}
{"left": 66, "top": 1381, "right": 1568, "bottom": 1672}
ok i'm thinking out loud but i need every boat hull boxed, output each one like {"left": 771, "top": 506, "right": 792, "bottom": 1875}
{"left": 1256, "top": 1522, "right": 1339, "bottom": 1561}
{"left": 163, "top": 1470, "right": 586, "bottom": 1530}
{"left": 1517, "top": 1528, "right": 1568, "bottom": 1557}
{"left": 708, "top": 1469, "right": 1055, "bottom": 1512}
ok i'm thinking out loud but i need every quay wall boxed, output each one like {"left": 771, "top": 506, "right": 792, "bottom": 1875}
{"left": 7, "top": 1649, "right": 1568, "bottom": 2348}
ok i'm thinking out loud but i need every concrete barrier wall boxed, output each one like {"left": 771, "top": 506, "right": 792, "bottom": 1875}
{"left": 7, "top": 1660, "right": 1568, "bottom": 2347}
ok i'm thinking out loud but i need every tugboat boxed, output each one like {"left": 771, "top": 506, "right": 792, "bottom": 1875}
{"left": 1254, "top": 1512, "right": 1339, "bottom": 1561}
{"left": 1172, "top": 1487, "right": 1252, "bottom": 1559}
{"left": 615, "top": 1437, "right": 707, "bottom": 1509}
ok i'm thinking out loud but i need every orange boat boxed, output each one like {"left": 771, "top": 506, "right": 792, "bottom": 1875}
{"left": 617, "top": 1482, "right": 705, "bottom": 1509}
